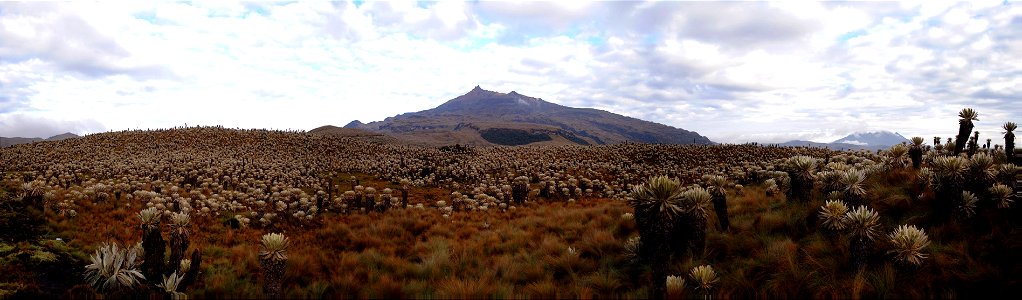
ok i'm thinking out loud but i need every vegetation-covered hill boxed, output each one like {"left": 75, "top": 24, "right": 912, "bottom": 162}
{"left": 342, "top": 86, "right": 714, "bottom": 146}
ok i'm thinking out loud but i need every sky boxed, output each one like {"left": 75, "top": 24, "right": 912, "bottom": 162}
{"left": 0, "top": 0, "right": 1020, "bottom": 144}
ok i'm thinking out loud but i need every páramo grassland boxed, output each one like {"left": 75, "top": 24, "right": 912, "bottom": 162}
{"left": 0, "top": 109, "right": 1019, "bottom": 299}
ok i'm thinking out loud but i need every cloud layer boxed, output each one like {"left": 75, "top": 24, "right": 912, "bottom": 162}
{"left": 0, "top": 1, "right": 1019, "bottom": 145}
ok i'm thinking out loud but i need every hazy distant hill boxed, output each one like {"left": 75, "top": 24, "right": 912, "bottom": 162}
{"left": 776, "top": 131, "right": 909, "bottom": 151}
{"left": 0, "top": 132, "right": 79, "bottom": 147}
{"left": 339, "top": 86, "right": 714, "bottom": 146}
{"left": 832, "top": 131, "right": 908, "bottom": 147}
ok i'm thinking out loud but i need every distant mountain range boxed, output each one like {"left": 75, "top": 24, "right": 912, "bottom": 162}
{"left": 776, "top": 131, "right": 908, "bottom": 151}
{"left": 0, "top": 132, "right": 80, "bottom": 147}
{"left": 329, "top": 86, "right": 714, "bottom": 146}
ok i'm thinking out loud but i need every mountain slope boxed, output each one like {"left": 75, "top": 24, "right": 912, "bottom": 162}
{"left": 342, "top": 86, "right": 713, "bottom": 146}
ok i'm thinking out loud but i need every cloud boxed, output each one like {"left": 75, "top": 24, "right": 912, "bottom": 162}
{"left": 668, "top": 2, "right": 820, "bottom": 49}
{"left": 0, "top": 114, "right": 105, "bottom": 138}
{"left": 472, "top": 1, "right": 596, "bottom": 44}
{"left": 0, "top": 0, "right": 1018, "bottom": 145}
{"left": 356, "top": 1, "right": 477, "bottom": 41}
{"left": 0, "top": 2, "right": 174, "bottom": 79}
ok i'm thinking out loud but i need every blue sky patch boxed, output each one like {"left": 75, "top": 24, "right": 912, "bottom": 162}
{"left": 838, "top": 30, "right": 867, "bottom": 42}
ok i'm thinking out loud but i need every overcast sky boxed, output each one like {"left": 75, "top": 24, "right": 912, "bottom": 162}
{"left": 1, "top": 1, "right": 1019, "bottom": 144}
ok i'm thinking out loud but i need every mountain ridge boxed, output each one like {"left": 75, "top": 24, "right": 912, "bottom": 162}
{"left": 0, "top": 132, "right": 80, "bottom": 147}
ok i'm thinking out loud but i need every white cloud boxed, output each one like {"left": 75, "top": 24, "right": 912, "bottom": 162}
{"left": 0, "top": 114, "right": 105, "bottom": 138}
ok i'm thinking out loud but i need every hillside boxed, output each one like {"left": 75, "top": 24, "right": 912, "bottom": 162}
{"left": 342, "top": 86, "right": 713, "bottom": 146}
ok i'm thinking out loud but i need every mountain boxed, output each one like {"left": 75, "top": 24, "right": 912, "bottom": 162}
{"left": 832, "top": 131, "right": 908, "bottom": 147}
{"left": 330, "top": 86, "right": 713, "bottom": 146}
{"left": 1, "top": 132, "right": 80, "bottom": 147}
